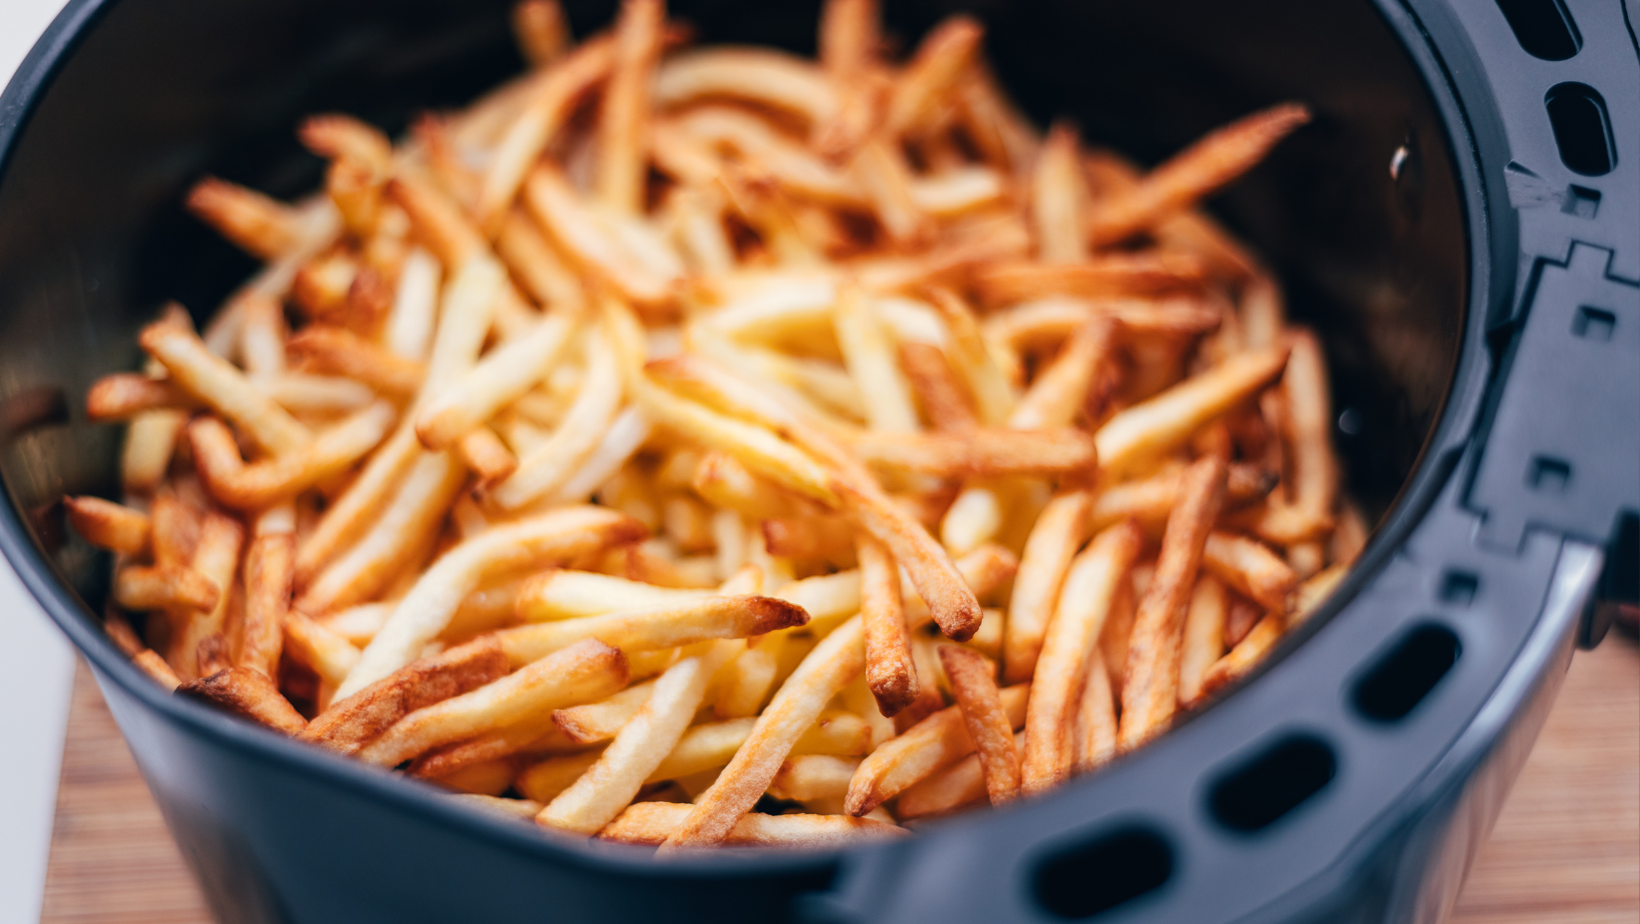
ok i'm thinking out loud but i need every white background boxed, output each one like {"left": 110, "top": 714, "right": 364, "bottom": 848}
{"left": 0, "top": 2, "right": 79, "bottom": 923}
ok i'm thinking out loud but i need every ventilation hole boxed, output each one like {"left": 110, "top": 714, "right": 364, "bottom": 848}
{"left": 1561, "top": 185, "right": 1600, "bottom": 219}
{"left": 1439, "top": 570, "right": 1479, "bottom": 606}
{"left": 1032, "top": 827, "right": 1174, "bottom": 919}
{"left": 1528, "top": 456, "right": 1572, "bottom": 493}
{"left": 1206, "top": 734, "right": 1337, "bottom": 833}
{"left": 1494, "top": 0, "right": 1582, "bottom": 59}
{"left": 1573, "top": 306, "right": 1615, "bottom": 341}
{"left": 1352, "top": 623, "right": 1461, "bottom": 722}
{"left": 1545, "top": 83, "right": 1616, "bottom": 176}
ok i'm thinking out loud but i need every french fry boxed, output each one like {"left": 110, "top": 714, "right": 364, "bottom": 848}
{"left": 768, "top": 754, "right": 860, "bottom": 802}
{"left": 692, "top": 451, "right": 802, "bottom": 520}
{"left": 239, "top": 529, "right": 294, "bottom": 678}
{"left": 600, "top": 803, "right": 903, "bottom": 847}
{"left": 898, "top": 342, "right": 977, "bottom": 432}
{"left": 655, "top": 48, "right": 837, "bottom": 126}
{"left": 1201, "top": 530, "right": 1297, "bottom": 612}
{"left": 908, "top": 167, "right": 1006, "bottom": 218}
{"left": 938, "top": 645, "right": 1020, "bottom": 805}
{"left": 286, "top": 326, "right": 424, "bottom": 397}
{"left": 844, "top": 683, "right": 1028, "bottom": 816}
{"left": 295, "top": 449, "right": 467, "bottom": 613}
{"left": 1177, "top": 574, "right": 1227, "bottom": 706}
{"left": 458, "top": 427, "right": 520, "bottom": 486}
{"left": 657, "top": 615, "right": 865, "bottom": 850}
{"left": 1072, "top": 648, "right": 1118, "bottom": 774}
{"left": 552, "top": 679, "right": 657, "bottom": 744}
{"left": 1021, "top": 519, "right": 1142, "bottom": 795}
{"left": 456, "top": 793, "right": 545, "bottom": 820}
{"left": 1094, "top": 346, "right": 1288, "bottom": 477}
{"left": 858, "top": 534, "right": 916, "bottom": 716}
{"left": 844, "top": 428, "right": 1097, "bottom": 478}
{"left": 170, "top": 511, "right": 245, "bottom": 681}
{"left": 177, "top": 666, "right": 307, "bottom": 734}
{"left": 1195, "top": 613, "right": 1284, "bottom": 702}
{"left": 65, "top": 496, "right": 150, "bottom": 555}
{"left": 282, "top": 611, "right": 361, "bottom": 688}
{"left": 1087, "top": 104, "right": 1311, "bottom": 248}
{"left": 185, "top": 177, "right": 301, "bottom": 260}
{"left": 981, "top": 297, "right": 1222, "bottom": 350}
{"left": 140, "top": 321, "right": 312, "bottom": 456}
{"left": 189, "top": 402, "right": 396, "bottom": 509}
{"left": 896, "top": 729, "right": 1025, "bottom": 820}
{"left": 1088, "top": 462, "right": 1276, "bottom": 532}
{"left": 357, "top": 639, "right": 628, "bottom": 767}
{"left": 513, "top": 0, "right": 570, "bottom": 68}
{"left": 133, "top": 649, "right": 183, "bottom": 691}
{"left": 1009, "top": 314, "right": 1117, "bottom": 429}
{"left": 496, "top": 595, "right": 808, "bottom": 667}
{"left": 1032, "top": 122, "right": 1090, "bottom": 264}
{"left": 1287, "top": 562, "right": 1348, "bottom": 627}
{"left": 924, "top": 287, "right": 1015, "bottom": 426}
{"left": 971, "top": 253, "right": 1206, "bottom": 307}
{"left": 516, "top": 570, "right": 711, "bottom": 621}
{"left": 85, "top": 373, "right": 197, "bottom": 421}
{"left": 833, "top": 281, "right": 920, "bottom": 432}
{"left": 851, "top": 138, "right": 932, "bottom": 246}
{"left": 595, "top": 0, "right": 663, "bottom": 215}
{"left": 490, "top": 332, "right": 622, "bottom": 509}
{"left": 122, "top": 410, "right": 189, "bottom": 493}
{"left": 1248, "top": 329, "right": 1338, "bottom": 544}
{"left": 884, "top": 15, "right": 983, "bottom": 137}
{"left": 761, "top": 516, "right": 856, "bottom": 563}
{"left": 112, "top": 564, "right": 219, "bottom": 612}
{"left": 335, "top": 507, "right": 645, "bottom": 698}
{"left": 417, "top": 309, "right": 581, "bottom": 450}
{"left": 1119, "top": 452, "right": 1227, "bottom": 750}
{"left": 385, "top": 248, "right": 442, "bottom": 362}
{"left": 538, "top": 640, "right": 738, "bottom": 833}
{"left": 524, "top": 166, "right": 678, "bottom": 310}
{"left": 1003, "top": 489, "right": 1091, "bottom": 684}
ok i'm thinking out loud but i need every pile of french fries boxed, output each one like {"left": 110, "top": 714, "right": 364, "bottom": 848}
{"left": 66, "top": 0, "right": 1369, "bottom": 850}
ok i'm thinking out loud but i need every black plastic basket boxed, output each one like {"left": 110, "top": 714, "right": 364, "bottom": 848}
{"left": 0, "top": 1, "right": 1633, "bottom": 921}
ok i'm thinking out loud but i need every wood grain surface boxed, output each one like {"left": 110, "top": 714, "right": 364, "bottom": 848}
{"left": 39, "top": 638, "right": 1639, "bottom": 924}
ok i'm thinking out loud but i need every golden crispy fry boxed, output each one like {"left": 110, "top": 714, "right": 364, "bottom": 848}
{"left": 170, "top": 511, "right": 244, "bottom": 681}
{"left": 1003, "top": 489, "right": 1091, "bottom": 684}
{"left": 1032, "top": 122, "right": 1090, "bottom": 264}
{"left": 832, "top": 281, "right": 920, "bottom": 432}
{"left": 524, "top": 166, "right": 678, "bottom": 310}
{"left": 417, "top": 310, "right": 581, "bottom": 450}
{"left": 295, "top": 450, "right": 467, "bottom": 613}
{"left": 186, "top": 177, "right": 301, "bottom": 260}
{"left": 674, "top": 107, "right": 868, "bottom": 208}
{"left": 1087, "top": 103, "right": 1311, "bottom": 248}
{"left": 1010, "top": 314, "right": 1117, "bottom": 430}
{"left": 551, "top": 679, "right": 656, "bottom": 744}
{"left": 133, "top": 649, "right": 183, "bottom": 691}
{"left": 1177, "top": 574, "right": 1227, "bottom": 706}
{"left": 516, "top": 570, "right": 711, "bottom": 621}
{"left": 857, "top": 535, "right": 916, "bottom": 716}
{"left": 113, "top": 564, "right": 219, "bottom": 612}
{"left": 596, "top": 0, "right": 663, "bottom": 215}
{"left": 851, "top": 138, "right": 932, "bottom": 246}
{"left": 760, "top": 516, "right": 855, "bottom": 563}
{"left": 655, "top": 48, "right": 836, "bottom": 125}
{"left": 490, "top": 331, "right": 622, "bottom": 509}
{"left": 1095, "top": 346, "right": 1288, "bottom": 477}
{"left": 282, "top": 610, "right": 361, "bottom": 688}
{"left": 1248, "top": 329, "right": 1339, "bottom": 544}
{"left": 140, "top": 321, "right": 311, "bottom": 456}
{"left": 189, "top": 403, "right": 395, "bottom": 509}
{"left": 1021, "top": 520, "right": 1142, "bottom": 795}
{"left": 513, "top": 0, "right": 570, "bottom": 67}
{"left": 908, "top": 167, "right": 1006, "bottom": 218}
{"left": 1287, "top": 562, "right": 1348, "bottom": 627}
{"left": 286, "top": 326, "right": 424, "bottom": 397}
{"left": 1119, "top": 453, "right": 1227, "bottom": 750}
{"left": 885, "top": 15, "right": 983, "bottom": 137}
{"left": 1089, "top": 462, "right": 1276, "bottom": 532}
{"left": 844, "top": 683, "right": 1027, "bottom": 816}
{"left": 65, "top": 496, "right": 150, "bottom": 555}
{"left": 896, "top": 728, "right": 1025, "bottom": 820}
{"left": 601, "top": 802, "right": 902, "bottom": 847}
{"left": 337, "top": 507, "right": 646, "bottom": 698}
{"left": 358, "top": 639, "right": 628, "bottom": 767}
{"left": 458, "top": 426, "right": 520, "bottom": 486}
{"left": 1073, "top": 648, "right": 1118, "bottom": 774}
{"left": 924, "top": 287, "right": 1016, "bottom": 426}
{"left": 692, "top": 452, "right": 802, "bottom": 519}
{"left": 938, "top": 645, "right": 1020, "bottom": 805}
{"left": 239, "top": 530, "right": 294, "bottom": 678}
{"left": 898, "top": 342, "right": 977, "bottom": 432}
{"left": 298, "top": 114, "right": 393, "bottom": 172}
{"left": 1201, "top": 530, "right": 1297, "bottom": 612}
{"left": 539, "top": 641, "right": 737, "bottom": 833}
{"left": 657, "top": 615, "right": 865, "bottom": 850}
{"left": 972, "top": 253, "right": 1206, "bottom": 307}
{"left": 384, "top": 248, "right": 442, "bottom": 362}
{"left": 981, "top": 297, "right": 1222, "bottom": 350}
{"left": 1196, "top": 612, "right": 1284, "bottom": 702}
{"left": 845, "top": 428, "right": 1097, "bottom": 478}
{"left": 122, "top": 409, "right": 189, "bottom": 493}
{"left": 768, "top": 754, "right": 860, "bottom": 802}
{"left": 85, "top": 373, "right": 197, "bottom": 421}
{"left": 497, "top": 594, "right": 808, "bottom": 667}
{"left": 177, "top": 666, "right": 307, "bottom": 734}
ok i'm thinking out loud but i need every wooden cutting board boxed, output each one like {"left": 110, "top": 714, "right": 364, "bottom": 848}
{"left": 39, "top": 639, "right": 1640, "bottom": 924}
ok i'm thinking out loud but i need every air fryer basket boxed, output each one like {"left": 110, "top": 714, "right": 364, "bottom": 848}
{"left": 0, "top": 0, "right": 1633, "bottom": 922}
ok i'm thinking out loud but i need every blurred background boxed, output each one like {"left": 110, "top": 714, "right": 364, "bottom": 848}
{"left": 0, "top": 1, "right": 1632, "bottom": 922}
